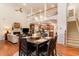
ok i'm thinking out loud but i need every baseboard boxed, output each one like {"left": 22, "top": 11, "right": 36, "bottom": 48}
{"left": 8, "top": 41, "right": 18, "bottom": 44}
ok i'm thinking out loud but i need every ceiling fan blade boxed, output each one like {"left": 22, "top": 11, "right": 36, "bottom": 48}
{"left": 20, "top": 8, "right": 23, "bottom": 13}
{"left": 15, "top": 8, "right": 23, "bottom": 13}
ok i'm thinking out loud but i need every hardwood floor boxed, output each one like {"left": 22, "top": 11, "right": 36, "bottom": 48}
{"left": 0, "top": 40, "right": 79, "bottom": 56}
{"left": 0, "top": 40, "right": 18, "bottom": 56}
{"left": 57, "top": 44, "right": 79, "bottom": 56}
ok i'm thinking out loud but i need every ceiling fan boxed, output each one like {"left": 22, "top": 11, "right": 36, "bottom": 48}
{"left": 15, "top": 8, "right": 23, "bottom": 13}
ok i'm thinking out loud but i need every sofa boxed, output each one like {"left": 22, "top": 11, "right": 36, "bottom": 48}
{"left": 7, "top": 34, "right": 19, "bottom": 43}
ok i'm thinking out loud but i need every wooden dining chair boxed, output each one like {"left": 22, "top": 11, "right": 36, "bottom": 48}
{"left": 19, "top": 35, "right": 22, "bottom": 56}
{"left": 19, "top": 35, "right": 36, "bottom": 56}
{"left": 19, "top": 35, "right": 28, "bottom": 56}
{"left": 39, "top": 36, "right": 57, "bottom": 56}
{"left": 48, "top": 36, "right": 57, "bottom": 56}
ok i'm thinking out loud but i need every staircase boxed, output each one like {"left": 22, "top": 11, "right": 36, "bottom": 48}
{"left": 67, "top": 21, "right": 79, "bottom": 48}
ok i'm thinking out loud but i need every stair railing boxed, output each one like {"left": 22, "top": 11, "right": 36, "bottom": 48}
{"left": 75, "top": 14, "right": 79, "bottom": 33}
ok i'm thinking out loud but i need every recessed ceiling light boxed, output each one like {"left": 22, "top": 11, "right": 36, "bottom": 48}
{"left": 44, "top": 17, "right": 47, "bottom": 20}
{"left": 40, "top": 15, "right": 43, "bottom": 19}
{"left": 51, "top": 5, "right": 55, "bottom": 8}
{"left": 34, "top": 17, "right": 38, "bottom": 21}
{"left": 22, "top": 3, "right": 27, "bottom": 6}
{"left": 39, "top": 10, "right": 42, "bottom": 12}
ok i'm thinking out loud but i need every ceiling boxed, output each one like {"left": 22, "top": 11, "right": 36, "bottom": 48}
{"left": 5, "top": 3, "right": 57, "bottom": 18}
{"left": 0, "top": 3, "right": 57, "bottom": 23}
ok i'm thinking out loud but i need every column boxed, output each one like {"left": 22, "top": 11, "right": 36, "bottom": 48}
{"left": 57, "top": 3, "right": 67, "bottom": 45}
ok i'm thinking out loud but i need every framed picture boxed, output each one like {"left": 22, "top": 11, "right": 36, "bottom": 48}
{"left": 13, "top": 22, "right": 20, "bottom": 28}
{"left": 68, "top": 9, "right": 75, "bottom": 17}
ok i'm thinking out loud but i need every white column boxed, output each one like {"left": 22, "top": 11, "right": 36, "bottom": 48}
{"left": 57, "top": 3, "right": 67, "bottom": 44}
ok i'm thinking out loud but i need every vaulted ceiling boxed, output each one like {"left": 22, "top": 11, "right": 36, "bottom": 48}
{"left": 0, "top": 3, "right": 57, "bottom": 25}
{"left": 5, "top": 3, "right": 57, "bottom": 18}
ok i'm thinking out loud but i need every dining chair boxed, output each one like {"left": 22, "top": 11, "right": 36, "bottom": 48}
{"left": 19, "top": 35, "right": 28, "bottom": 56}
{"left": 39, "top": 36, "right": 57, "bottom": 56}
{"left": 19, "top": 35, "right": 36, "bottom": 56}
{"left": 48, "top": 36, "right": 57, "bottom": 56}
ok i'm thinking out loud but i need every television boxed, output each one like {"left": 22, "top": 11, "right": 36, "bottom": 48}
{"left": 22, "top": 28, "right": 29, "bottom": 34}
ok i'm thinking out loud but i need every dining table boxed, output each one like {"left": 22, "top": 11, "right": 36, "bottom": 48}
{"left": 22, "top": 36, "right": 53, "bottom": 56}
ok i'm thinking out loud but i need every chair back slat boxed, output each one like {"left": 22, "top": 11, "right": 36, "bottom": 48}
{"left": 47, "top": 36, "right": 57, "bottom": 56}
{"left": 19, "top": 35, "right": 28, "bottom": 56}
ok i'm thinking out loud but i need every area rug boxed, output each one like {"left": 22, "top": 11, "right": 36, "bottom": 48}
{"left": 13, "top": 51, "right": 61, "bottom": 56}
{"left": 13, "top": 51, "right": 19, "bottom": 56}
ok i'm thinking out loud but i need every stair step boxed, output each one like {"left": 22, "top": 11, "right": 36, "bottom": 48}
{"left": 67, "top": 43, "right": 79, "bottom": 48}
{"left": 67, "top": 33, "right": 79, "bottom": 36}
{"left": 67, "top": 34, "right": 79, "bottom": 39}
{"left": 68, "top": 33, "right": 79, "bottom": 34}
{"left": 67, "top": 36, "right": 79, "bottom": 39}
{"left": 67, "top": 21, "right": 79, "bottom": 48}
{"left": 68, "top": 35, "right": 79, "bottom": 37}
{"left": 67, "top": 39, "right": 79, "bottom": 44}
{"left": 68, "top": 37, "right": 79, "bottom": 40}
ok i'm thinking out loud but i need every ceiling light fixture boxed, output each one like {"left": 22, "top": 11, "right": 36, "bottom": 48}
{"left": 40, "top": 15, "right": 43, "bottom": 19}
{"left": 39, "top": 10, "right": 42, "bottom": 12}
{"left": 22, "top": 3, "right": 27, "bottom": 6}
{"left": 44, "top": 17, "right": 47, "bottom": 20}
{"left": 51, "top": 5, "right": 55, "bottom": 8}
{"left": 34, "top": 16, "right": 38, "bottom": 21}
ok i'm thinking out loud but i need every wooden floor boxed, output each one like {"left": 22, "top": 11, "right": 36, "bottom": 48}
{"left": 0, "top": 40, "right": 18, "bottom": 56}
{"left": 57, "top": 44, "right": 79, "bottom": 56}
{"left": 0, "top": 40, "right": 79, "bottom": 56}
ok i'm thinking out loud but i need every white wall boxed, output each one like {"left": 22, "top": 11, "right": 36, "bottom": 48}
{"left": 0, "top": 4, "right": 28, "bottom": 40}
{"left": 0, "top": 4, "right": 57, "bottom": 40}
{"left": 57, "top": 3, "right": 67, "bottom": 44}
{"left": 0, "top": 4, "right": 29, "bottom": 27}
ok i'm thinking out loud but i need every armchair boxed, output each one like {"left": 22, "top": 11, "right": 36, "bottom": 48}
{"left": 7, "top": 34, "right": 19, "bottom": 43}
